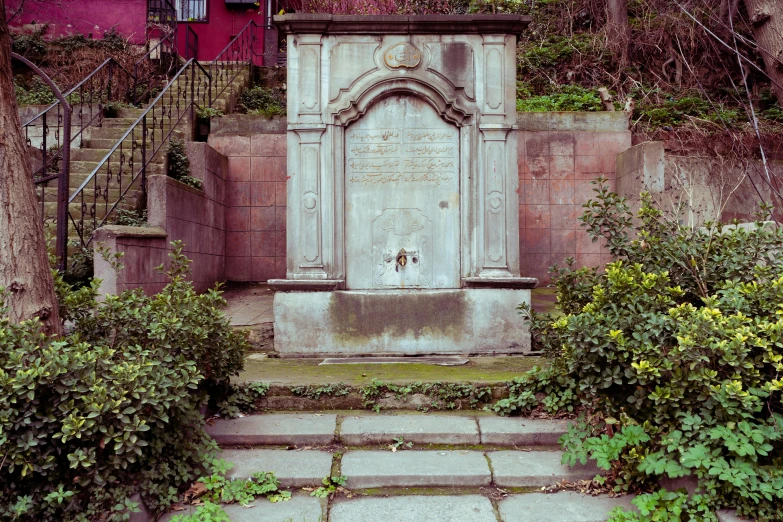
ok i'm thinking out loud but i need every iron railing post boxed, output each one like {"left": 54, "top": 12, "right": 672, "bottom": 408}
{"left": 12, "top": 53, "right": 72, "bottom": 271}
{"left": 141, "top": 115, "right": 147, "bottom": 193}
{"left": 57, "top": 103, "right": 72, "bottom": 273}
{"left": 107, "top": 60, "right": 114, "bottom": 102}
{"left": 190, "top": 61, "right": 196, "bottom": 132}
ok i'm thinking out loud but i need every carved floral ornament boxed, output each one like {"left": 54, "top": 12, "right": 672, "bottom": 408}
{"left": 384, "top": 43, "right": 422, "bottom": 69}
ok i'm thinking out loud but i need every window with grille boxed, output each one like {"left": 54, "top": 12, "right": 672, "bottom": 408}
{"left": 176, "top": 0, "right": 207, "bottom": 21}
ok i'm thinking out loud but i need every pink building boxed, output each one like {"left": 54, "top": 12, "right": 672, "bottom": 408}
{"left": 7, "top": 0, "right": 289, "bottom": 62}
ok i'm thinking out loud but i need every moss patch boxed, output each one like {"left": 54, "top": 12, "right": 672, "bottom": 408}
{"left": 238, "top": 356, "right": 542, "bottom": 386}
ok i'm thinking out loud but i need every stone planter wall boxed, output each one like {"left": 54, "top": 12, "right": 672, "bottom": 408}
{"left": 93, "top": 143, "right": 228, "bottom": 295}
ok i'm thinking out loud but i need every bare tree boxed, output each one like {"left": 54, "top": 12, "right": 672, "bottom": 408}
{"left": 606, "top": 0, "right": 630, "bottom": 67}
{"left": 0, "top": 0, "right": 62, "bottom": 336}
{"left": 744, "top": 0, "right": 783, "bottom": 104}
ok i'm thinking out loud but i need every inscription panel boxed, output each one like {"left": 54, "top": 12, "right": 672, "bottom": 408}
{"left": 345, "top": 95, "right": 460, "bottom": 289}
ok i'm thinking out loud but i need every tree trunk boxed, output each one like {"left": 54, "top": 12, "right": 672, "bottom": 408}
{"left": 0, "top": 0, "right": 62, "bottom": 336}
{"left": 606, "top": 0, "right": 630, "bottom": 67}
{"left": 744, "top": 0, "right": 783, "bottom": 105}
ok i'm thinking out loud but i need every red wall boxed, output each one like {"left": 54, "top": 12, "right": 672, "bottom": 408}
{"left": 177, "top": 0, "right": 269, "bottom": 61}
{"left": 8, "top": 0, "right": 148, "bottom": 44}
{"left": 209, "top": 126, "right": 632, "bottom": 285}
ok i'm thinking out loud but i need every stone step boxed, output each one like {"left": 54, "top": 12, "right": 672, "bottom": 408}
{"left": 158, "top": 492, "right": 639, "bottom": 522}
{"left": 71, "top": 147, "right": 166, "bottom": 164}
{"left": 339, "top": 414, "right": 480, "bottom": 445}
{"left": 330, "top": 495, "right": 497, "bottom": 522}
{"left": 206, "top": 413, "right": 337, "bottom": 446}
{"left": 341, "top": 450, "right": 491, "bottom": 489}
{"left": 206, "top": 412, "right": 569, "bottom": 448}
{"left": 238, "top": 355, "right": 541, "bottom": 411}
{"left": 69, "top": 161, "right": 165, "bottom": 178}
{"left": 211, "top": 447, "right": 598, "bottom": 491}
{"left": 218, "top": 448, "right": 332, "bottom": 488}
{"left": 89, "top": 123, "right": 187, "bottom": 141}
{"left": 487, "top": 450, "right": 599, "bottom": 487}
{"left": 497, "top": 491, "right": 636, "bottom": 522}
{"left": 40, "top": 184, "right": 139, "bottom": 203}
{"left": 159, "top": 495, "right": 325, "bottom": 522}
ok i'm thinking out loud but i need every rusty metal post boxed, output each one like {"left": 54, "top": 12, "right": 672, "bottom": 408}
{"left": 12, "top": 53, "right": 72, "bottom": 272}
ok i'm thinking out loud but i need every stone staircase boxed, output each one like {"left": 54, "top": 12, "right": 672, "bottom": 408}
{"left": 158, "top": 412, "right": 638, "bottom": 522}
{"left": 41, "top": 69, "right": 248, "bottom": 247}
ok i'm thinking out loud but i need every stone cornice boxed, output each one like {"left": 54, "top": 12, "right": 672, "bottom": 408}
{"left": 273, "top": 14, "right": 531, "bottom": 36}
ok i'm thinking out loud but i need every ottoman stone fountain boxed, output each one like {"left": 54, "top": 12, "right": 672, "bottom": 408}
{"left": 270, "top": 14, "right": 537, "bottom": 356}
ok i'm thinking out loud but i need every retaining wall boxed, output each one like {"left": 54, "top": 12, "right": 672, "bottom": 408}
{"left": 93, "top": 143, "right": 228, "bottom": 294}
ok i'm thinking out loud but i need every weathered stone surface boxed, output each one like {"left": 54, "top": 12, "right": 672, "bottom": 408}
{"left": 488, "top": 450, "right": 599, "bottom": 487}
{"left": 158, "top": 495, "right": 325, "bottom": 522}
{"left": 340, "top": 450, "right": 491, "bottom": 489}
{"left": 517, "top": 111, "right": 630, "bottom": 132}
{"left": 498, "top": 492, "right": 636, "bottom": 522}
{"left": 479, "top": 417, "right": 569, "bottom": 446}
{"left": 273, "top": 288, "right": 531, "bottom": 356}
{"left": 219, "top": 449, "right": 333, "bottom": 487}
{"left": 127, "top": 493, "right": 153, "bottom": 522}
{"left": 206, "top": 413, "right": 337, "bottom": 445}
{"left": 276, "top": 15, "right": 532, "bottom": 356}
{"left": 330, "top": 495, "right": 497, "bottom": 522}
{"left": 717, "top": 509, "right": 756, "bottom": 522}
{"left": 339, "top": 414, "right": 479, "bottom": 445}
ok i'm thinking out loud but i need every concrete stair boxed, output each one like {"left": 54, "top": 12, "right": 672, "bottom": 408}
{"left": 38, "top": 66, "right": 249, "bottom": 244}
{"left": 156, "top": 412, "right": 639, "bottom": 522}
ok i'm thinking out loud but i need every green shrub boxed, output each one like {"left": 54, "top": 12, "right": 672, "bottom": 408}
{"left": 166, "top": 137, "right": 190, "bottom": 181}
{"left": 14, "top": 77, "right": 57, "bottom": 106}
{"left": 166, "top": 138, "right": 202, "bottom": 189}
{"left": 0, "top": 243, "right": 249, "bottom": 521}
{"left": 236, "top": 86, "right": 286, "bottom": 117}
{"left": 500, "top": 180, "right": 783, "bottom": 520}
{"left": 517, "top": 85, "right": 603, "bottom": 112}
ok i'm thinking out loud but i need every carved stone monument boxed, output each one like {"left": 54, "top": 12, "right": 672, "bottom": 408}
{"left": 270, "top": 14, "right": 537, "bottom": 356}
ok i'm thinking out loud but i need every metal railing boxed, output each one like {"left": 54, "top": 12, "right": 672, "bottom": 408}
{"left": 69, "top": 59, "right": 212, "bottom": 248}
{"left": 22, "top": 58, "right": 136, "bottom": 179}
{"left": 69, "top": 20, "right": 260, "bottom": 249}
{"left": 13, "top": 53, "right": 72, "bottom": 272}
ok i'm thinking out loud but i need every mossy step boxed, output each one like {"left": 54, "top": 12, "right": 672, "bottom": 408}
{"left": 71, "top": 148, "right": 166, "bottom": 163}
{"left": 233, "top": 356, "right": 541, "bottom": 411}
{"left": 207, "top": 412, "right": 568, "bottom": 447}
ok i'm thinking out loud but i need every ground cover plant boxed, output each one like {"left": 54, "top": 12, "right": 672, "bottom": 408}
{"left": 0, "top": 243, "right": 249, "bottom": 521}
{"left": 497, "top": 179, "right": 783, "bottom": 521}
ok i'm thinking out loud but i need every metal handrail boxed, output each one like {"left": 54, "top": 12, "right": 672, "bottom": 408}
{"left": 12, "top": 53, "right": 72, "bottom": 272}
{"left": 70, "top": 59, "right": 198, "bottom": 202}
{"left": 68, "top": 58, "right": 213, "bottom": 247}
{"left": 208, "top": 20, "right": 259, "bottom": 107}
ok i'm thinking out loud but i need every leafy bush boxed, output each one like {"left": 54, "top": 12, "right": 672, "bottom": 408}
{"left": 499, "top": 180, "right": 783, "bottom": 520}
{"left": 517, "top": 85, "right": 603, "bottom": 112}
{"left": 166, "top": 138, "right": 202, "bottom": 189}
{"left": 0, "top": 243, "right": 249, "bottom": 521}
{"left": 14, "top": 77, "right": 56, "bottom": 106}
{"left": 190, "top": 459, "right": 290, "bottom": 506}
{"left": 235, "top": 86, "right": 286, "bottom": 117}
{"left": 167, "top": 137, "right": 190, "bottom": 181}
{"left": 215, "top": 382, "right": 270, "bottom": 418}
{"left": 633, "top": 93, "right": 743, "bottom": 128}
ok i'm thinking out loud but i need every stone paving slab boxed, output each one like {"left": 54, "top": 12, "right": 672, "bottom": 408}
{"left": 340, "top": 414, "right": 480, "bottom": 445}
{"left": 498, "top": 492, "right": 636, "bottom": 521}
{"left": 330, "top": 495, "right": 497, "bottom": 522}
{"left": 479, "top": 417, "right": 569, "bottom": 446}
{"left": 206, "top": 414, "right": 337, "bottom": 446}
{"left": 717, "top": 509, "right": 756, "bottom": 522}
{"left": 159, "top": 495, "right": 325, "bottom": 522}
{"left": 488, "top": 450, "right": 600, "bottom": 487}
{"left": 219, "top": 449, "right": 333, "bottom": 487}
{"left": 340, "top": 450, "right": 491, "bottom": 489}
